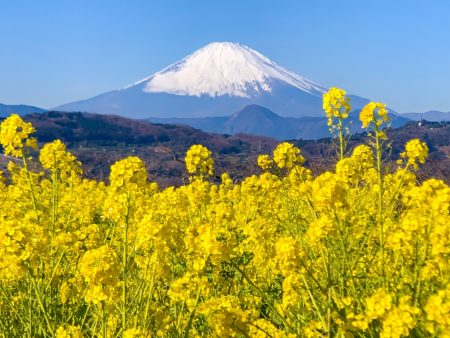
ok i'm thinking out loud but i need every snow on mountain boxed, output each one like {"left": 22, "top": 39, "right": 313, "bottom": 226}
{"left": 138, "top": 42, "right": 325, "bottom": 98}
{"left": 55, "top": 42, "right": 368, "bottom": 118}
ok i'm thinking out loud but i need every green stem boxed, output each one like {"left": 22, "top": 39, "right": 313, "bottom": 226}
{"left": 45, "top": 250, "right": 66, "bottom": 291}
{"left": 28, "top": 268, "right": 54, "bottom": 336}
{"left": 300, "top": 273, "right": 327, "bottom": 332}
{"left": 102, "top": 302, "right": 107, "bottom": 338}
{"left": 51, "top": 153, "right": 58, "bottom": 237}
{"left": 338, "top": 118, "right": 345, "bottom": 160}
{"left": 375, "top": 128, "right": 383, "bottom": 225}
{"left": 122, "top": 193, "right": 131, "bottom": 330}
{"left": 231, "top": 262, "right": 294, "bottom": 332}
{"left": 374, "top": 126, "right": 386, "bottom": 286}
{"left": 21, "top": 153, "right": 39, "bottom": 222}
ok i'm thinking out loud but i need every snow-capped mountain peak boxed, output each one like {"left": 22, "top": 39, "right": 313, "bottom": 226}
{"left": 134, "top": 42, "right": 325, "bottom": 98}
{"left": 56, "top": 42, "right": 358, "bottom": 119}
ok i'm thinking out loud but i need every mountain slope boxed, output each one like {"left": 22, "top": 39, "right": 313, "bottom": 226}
{"left": 55, "top": 42, "right": 370, "bottom": 118}
{"left": 0, "top": 103, "right": 46, "bottom": 117}
{"left": 149, "top": 104, "right": 410, "bottom": 140}
{"left": 223, "top": 105, "right": 294, "bottom": 139}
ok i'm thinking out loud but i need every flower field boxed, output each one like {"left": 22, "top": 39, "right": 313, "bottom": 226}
{"left": 0, "top": 88, "right": 449, "bottom": 337}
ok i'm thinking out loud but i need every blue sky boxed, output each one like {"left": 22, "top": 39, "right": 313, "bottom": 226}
{"left": 1, "top": 0, "right": 449, "bottom": 112}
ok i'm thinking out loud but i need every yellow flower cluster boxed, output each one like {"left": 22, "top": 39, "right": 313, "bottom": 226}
{"left": 55, "top": 325, "right": 84, "bottom": 338}
{"left": 399, "top": 138, "right": 429, "bottom": 170}
{"left": 40, "top": 139, "right": 81, "bottom": 177}
{"left": 258, "top": 142, "right": 310, "bottom": 182}
{"left": 380, "top": 297, "right": 420, "bottom": 338}
{"left": 257, "top": 153, "right": 272, "bottom": 170}
{"left": 185, "top": 144, "right": 214, "bottom": 178}
{"left": 123, "top": 327, "right": 152, "bottom": 338}
{"left": 79, "top": 245, "right": 121, "bottom": 305}
{"left": 0, "top": 113, "right": 37, "bottom": 157}
{"left": 323, "top": 87, "right": 351, "bottom": 126}
{"left": 336, "top": 144, "right": 375, "bottom": 184}
{"left": 109, "top": 155, "right": 147, "bottom": 189}
{"left": 360, "top": 101, "right": 390, "bottom": 129}
{"left": 273, "top": 141, "right": 305, "bottom": 169}
{"left": 0, "top": 97, "right": 448, "bottom": 337}
{"left": 425, "top": 285, "right": 450, "bottom": 336}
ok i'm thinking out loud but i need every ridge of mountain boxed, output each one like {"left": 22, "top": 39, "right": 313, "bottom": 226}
{"left": 401, "top": 111, "right": 450, "bottom": 122}
{"left": 0, "top": 103, "right": 46, "bottom": 117}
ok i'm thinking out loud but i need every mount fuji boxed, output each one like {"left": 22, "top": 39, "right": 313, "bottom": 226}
{"left": 55, "top": 42, "right": 370, "bottom": 119}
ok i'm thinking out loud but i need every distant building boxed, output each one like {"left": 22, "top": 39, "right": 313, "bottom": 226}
{"left": 418, "top": 114, "right": 423, "bottom": 127}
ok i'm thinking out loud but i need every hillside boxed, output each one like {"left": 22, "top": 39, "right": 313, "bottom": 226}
{"left": 0, "top": 112, "right": 448, "bottom": 186}
{"left": 292, "top": 121, "right": 450, "bottom": 181}
{"left": 19, "top": 112, "right": 277, "bottom": 185}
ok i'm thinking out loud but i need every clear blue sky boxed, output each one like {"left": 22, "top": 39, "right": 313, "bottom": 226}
{"left": 1, "top": 0, "right": 449, "bottom": 112}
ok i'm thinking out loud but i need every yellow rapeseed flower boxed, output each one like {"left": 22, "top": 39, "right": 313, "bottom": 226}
{"left": 360, "top": 101, "right": 390, "bottom": 129}
{"left": 0, "top": 114, "right": 37, "bottom": 157}
{"left": 323, "top": 87, "right": 351, "bottom": 126}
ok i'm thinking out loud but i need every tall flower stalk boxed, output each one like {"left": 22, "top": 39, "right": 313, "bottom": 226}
{"left": 323, "top": 87, "right": 351, "bottom": 160}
